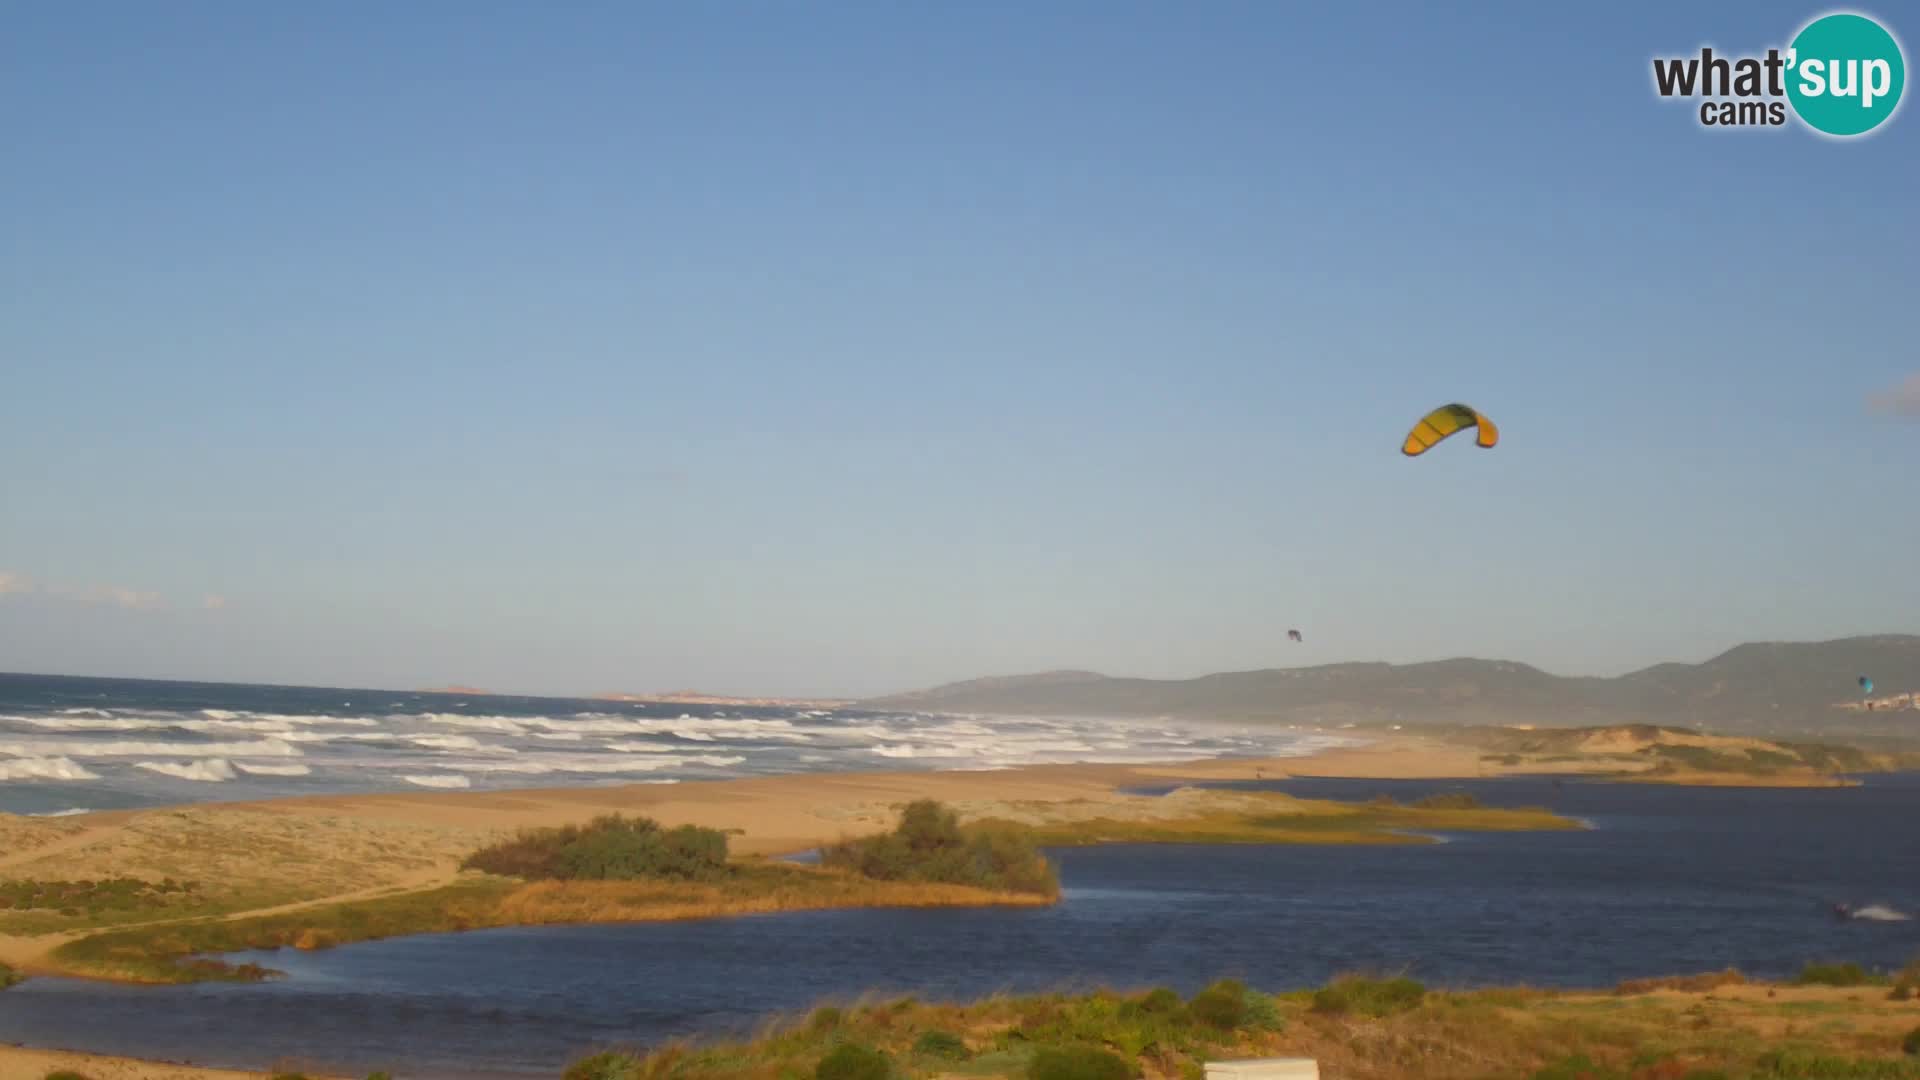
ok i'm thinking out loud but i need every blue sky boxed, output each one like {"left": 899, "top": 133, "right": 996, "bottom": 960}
{"left": 2, "top": 1, "right": 1916, "bottom": 697}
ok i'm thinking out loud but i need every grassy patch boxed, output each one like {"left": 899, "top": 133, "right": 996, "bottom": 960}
{"left": 525, "top": 976, "right": 1920, "bottom": 1080}
{"left": 50, "top": 859, "right": 1057, "bottom": 984}
{"left": 50, "top": 876, "right": 520, "bottom": 982}
{"left": 462, "top": 814, "right": 731, "bottom": 882}
{"left": 1310, "top": 974, "right": 1427, "bottom": 1017}
{"left": 822, "top": 800, "right": 1060, "bottom": 897}
{"left": 0, "top": 960, "right": 20, "bottom": 989}
{"left": 1796, "top": 964, "right": 1884, "bottom": 988}
{"left": 992, "top": 794, "right": 1578, "bottom": 848}
{"left": 0, "top": 876, "right": 199, "bottom": 915}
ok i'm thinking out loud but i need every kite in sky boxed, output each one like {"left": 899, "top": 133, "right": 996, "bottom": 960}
{"left": 1403, "top": 403, "right": 1498, "bottom": 457}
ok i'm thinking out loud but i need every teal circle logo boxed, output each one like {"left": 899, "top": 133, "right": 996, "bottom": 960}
{"left": 1786, "top": 12, "right": 1906, "bottom": 136}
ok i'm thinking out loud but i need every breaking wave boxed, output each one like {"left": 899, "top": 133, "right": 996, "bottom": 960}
{"left": 402, "top": 774, "right": 471, "bottom": 789}
{"left": 0, "top": 738, "right": 302, "bottom": 759}
{"left": 0, "top": 756, "right": 100, "bottom": 781}
{"left": 136, "top": 759, "right": 237, "bottom": 782}
{"left": 234, "top": 762, "right": 314, "bottom": 777}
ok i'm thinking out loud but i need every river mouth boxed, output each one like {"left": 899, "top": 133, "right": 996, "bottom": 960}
{"left": 5, "top": 774, "right": 1918, "bottom": 1078}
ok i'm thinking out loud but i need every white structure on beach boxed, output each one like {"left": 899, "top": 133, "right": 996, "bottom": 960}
{"left": 1204, "top": 1058, "right": 1321, "bottom": 1079}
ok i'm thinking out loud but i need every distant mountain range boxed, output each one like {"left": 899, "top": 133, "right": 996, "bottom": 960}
{"left": 860, "top": 635, "right": 1920, "bottom": 737}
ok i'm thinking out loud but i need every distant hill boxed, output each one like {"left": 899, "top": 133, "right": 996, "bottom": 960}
{"left": 861, "top": 635, "right": 1920, "bottom": 737}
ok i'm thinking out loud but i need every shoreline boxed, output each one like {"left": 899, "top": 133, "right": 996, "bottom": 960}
{"left": 0, "top": 736, "right": 1541, "bottom": 977}
{"left": 0, "top": 734, "right": 1877, "bottom": 980}
{"left": 0, "top": 735, "right": 1904, "bottom": 1079}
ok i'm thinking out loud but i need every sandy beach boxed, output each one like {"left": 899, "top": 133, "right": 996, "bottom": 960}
{"left": 0, "top": 1046, "right": 319, "bottom": 1080}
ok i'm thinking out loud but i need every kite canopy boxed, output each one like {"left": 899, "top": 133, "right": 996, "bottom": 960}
{"left": 1403, "top": 403, "right": 1498, "bottom": 457}
{"left": 1287, "top": 629, "right": 1303, "bottom": 643}
{"left": 1860, "top": 676, "right": 1874, "bottom": 694}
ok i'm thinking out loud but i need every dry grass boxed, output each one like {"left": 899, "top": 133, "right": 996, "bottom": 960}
{"left": 565, "top": 980, "right": 1920, "bottom": 1080}
{"left": 982, "top": 789, "right": 1580, "bottom": 847}
{"left": 0, "top": 808, "right": 492, "bottom": 936}
{"left": 498, "top": 869, "right": 1054, "bottom": 925}
{"left": 49, "top": 863, "right": 1056, "bottom": 983}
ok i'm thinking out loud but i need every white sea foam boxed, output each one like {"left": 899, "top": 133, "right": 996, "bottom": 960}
{"left": 28, "top": 807, "right": 92, "bottom": 817}
{"left": 606, "top": 741, "right": 679, "bottom": 753}
{"left": 234, "top": 762, "right": 313, "bottom": 777}
{"left": 533, "top": 732, "right": 584, "bottom": 742}
{"left": 0, "top": 738, "right": 301, "bottom": 759}
{"left": 871, "top": 744, "right": 958, "bottom": 759}
{"left": 137, "top": 758, "right": 237, "bottom": 782}
{"left": 406, "top": 734, "right": 492, "bottom": 752}
{"left": 422, "top": 714, "right": 529, "bottom": 735}
{"left": 401, "top": 774, "right": 471, "bottom": 789}
{"left": 0, "top": 756, "right": 100, "bottom": 781}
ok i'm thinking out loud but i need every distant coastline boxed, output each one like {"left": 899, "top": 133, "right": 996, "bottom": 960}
{"left": 594, "top": 690, "right": 856, "bottom": 708}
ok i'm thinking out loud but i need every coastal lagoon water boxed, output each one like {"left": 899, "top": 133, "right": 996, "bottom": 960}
{"left": 4, "top": 775, "right": 1919, "bottom": 1078}
{"left": 0, "top": 672, "right": 1350, "bottom": 815}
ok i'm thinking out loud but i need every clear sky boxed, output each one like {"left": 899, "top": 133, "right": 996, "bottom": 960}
{"left": 3, "top": 1, "right": 1916, "bottom": 697}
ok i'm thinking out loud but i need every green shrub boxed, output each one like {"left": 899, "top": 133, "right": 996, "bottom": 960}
{"left": 913, "top": 1030, "right": 969, "bottom": 1061}
{"left": 563, "top": 1053, "right": 638, "bottom": 1080}
{"left": 1139, "top": 987, "right": 1183, "bottom": 1014}
{"left": 1310, "top": 975, "right": 1426, "bottom": 1017}
{"left": 1188, "top": 978, "right": 1249, "bottom": 1030}
{"left": 807, "top": 1006, "right": 844, "bottom": 1032}
{"left": 0, "top": 962, "right": 21, "bottom": 990}
{"left": 819, "top": 800, "right": 1058, "bottom": 896}
{"left": 1028, "top": 1045, "right": 1135, "bottom": 1080}
{"left": 462, "top": 815, "right": 729, "bottom": 882}
{"left": 365, "top": 1073, "right": 394, "bottom": 1080}
{"left": 1529, "top": 1054, "right": 1623, "bottom": 1080}
{"left": 1753, "top": 1048, "right": 1920, "bottom": 1077}
{"left": 1906, "top": 1026, "right": 1920, "bottom": 1056}
{"left": 1794, "top": 962, "right": 1875, "bottom": 987}
{"left": 815, "top": 1042, "right": 891, "bottom": 1080}
{"left": 1241, "top": 988, "right": 1285, "bottom": 1032}
{"left": 44, "top": 1072, "right": 92, "bottom": 1080}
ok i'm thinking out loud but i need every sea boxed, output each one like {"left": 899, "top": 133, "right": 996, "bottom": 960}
{"left": 0, "top": 671, "right": 1353, "bottom": 816}
{"left": 3, "top": 675, "right": 1920, "bottom": 1078}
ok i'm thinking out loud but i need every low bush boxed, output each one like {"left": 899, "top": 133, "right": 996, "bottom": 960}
{"left": 462, "top": 815, "right": 730, "bottom": 882}
{"left": 1311, "top": 974, "right": 1426, "bottom": 1017}
{"left": 1905, "top": 1026, "right": 1920, "bottom": 1057}
{"left": 1028, "top": 1045, "right": 1135, "bottom": 1080}
{"left": 815, "top": 1042, "right": 890, "bottom": 1080}
{"left": 0, "top": 876, "right": 194, "bottom": 914}
{"left": 1753, "top": 1048, "right": 1920, "bottom": 1077}
{"left": 1794, "top": 962, "right": 1876, "bottom": 987}
{"left": 820, "top": 800, "right": 1058, "bottom": 896}
{"left": 912, "top": 1030, "right": 968, "bottom": 1060}
{"left": 563, "top": 1053, "right": 636, "bottom": 1080}
{"left": 1188, "top": 978, "right": 1249, "bottom": 1030}
{"left": 44, "top": 1072, "right": 92, "bottom": 1080}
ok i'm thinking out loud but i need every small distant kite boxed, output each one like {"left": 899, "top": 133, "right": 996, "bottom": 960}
{"left": 1860, "top": 676, "right": 1874, "bottom": 695}
{"left": 1403, "top": 403, "right": 1498, "bottom": 457}
{"left": 1288, "top": 629, "right": 1303, "bottom": 643}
